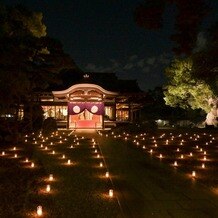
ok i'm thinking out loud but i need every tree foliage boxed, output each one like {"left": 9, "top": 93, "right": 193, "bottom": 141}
{"left": 134, "top": 0, "right": 209, "bottom": 55}
{"left": 0, "top": 4, "right": 78, "bottom": 132}
{"left": 164, "top": 58, "right": 214, "bottom": 113}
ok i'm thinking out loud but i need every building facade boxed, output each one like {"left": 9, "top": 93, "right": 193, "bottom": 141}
{"left": 38, "top": 73, "right": 144, "bottom": 129}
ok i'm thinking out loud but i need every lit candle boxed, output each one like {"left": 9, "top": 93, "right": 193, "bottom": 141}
{"left": 105, "top": 172, "right": 109, "bottom": 178}
{"left": 13, "top": 147, "right": 16, "bottom": 151}
{"left": 202, "top": 163, "right": 205, "bottom": 168}
{"left": 2, "top": 151, "right": 5, "bottom": 156}
{"left": 46, "top": 184, "right": 50, "bottom": 193}
{"left": 31, "top": 162, "right": 34, "bottom": 168}
{"left": 62, "top": 154, "right": 65, "bottom": 159}
{"left": 174, "top": 161, "right": 178, "bottom": 166}
{"left": 25, "top": 158, "right": 28, "bottom": 162}
{"left": 181, "top": 154, "right": 184, "bottom": 159}
{"left": 109, "top": 189, "right": 113, "bottom": 197}
{"left": 190, "top": 152, "right": 193, "bottom": 156}
{"left": 159, "top": 154, "right": 163, "bottom": 158}
{"left": 203, "top": 156, "right": 207, "bottom": 161}
{"left": 192, "top": 171, "right": 196, "bottom": 178}
{"left": 100, "top": 162, "right": 103, "bottom": 167}
{"left": 67, "top": 159, "right": 71, "bottom": 165}
{"left": 150, "top": 149, "right": 153, "bottom": 154}
{"left": 14, "top": 154, "right": 17, "bottom": 158}
{"left": 94, "top": 149, "right": 97, "bottom": 153}
{"left": 52, "top": 151, "right": 55, "bottom": 154}
{"left": 97, "top": 154, "right": 100, "bottom": 158}
{"left": 49, "top": 174, "right": 53, "bottom": 181}
{"left": 37, "top": 205, "right": 43, "bottom": 216}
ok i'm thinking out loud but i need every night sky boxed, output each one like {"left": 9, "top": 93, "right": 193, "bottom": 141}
{"left": 3, "top": 0, "right": 218, "bottom": 91}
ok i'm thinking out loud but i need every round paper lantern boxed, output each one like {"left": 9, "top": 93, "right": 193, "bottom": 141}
{"left": 91, "top": 105, "right": 98, "bottom": 113}
{"left": 73, "top": 105, "right": 80, "bottom": 113}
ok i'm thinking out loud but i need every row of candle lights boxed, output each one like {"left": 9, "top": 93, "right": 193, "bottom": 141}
{"left": 101, "top": 131, "right": 217, "bottom": 181}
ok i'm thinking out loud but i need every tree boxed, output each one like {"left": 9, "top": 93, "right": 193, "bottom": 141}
{"left": 134, "top": 0, "right": 209, "bottom": 55}
{"left": 0, "top": 4, "right": 78, "bottom": 133}
{"left": 164, "top": 58, "right": 217, "bottom": 126}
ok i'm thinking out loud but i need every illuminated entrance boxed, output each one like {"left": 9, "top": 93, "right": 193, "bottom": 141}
{"left": 52, "top": 83, "right": 118, "bottom": 129}
{"left": 68, "top": 102, "right": 104, "bottom": 128}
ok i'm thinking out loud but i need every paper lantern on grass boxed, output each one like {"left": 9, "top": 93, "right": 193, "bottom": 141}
{"left": 192, "top": 171, "right": 196, "bottom": 178}
{"left": 105, "top": 172, "right": 109, "bottom": 178}
{"left": 37, "top": 205, "right": 43, "bottom": 216}
{"left": 109, "top": 189, "right": 113, "bottom": 198}
{"left": 49, "top": 174, "right": 53, "bottom": 181}
{"left": 46, "top": 184, "right": 50, "bottom": 193}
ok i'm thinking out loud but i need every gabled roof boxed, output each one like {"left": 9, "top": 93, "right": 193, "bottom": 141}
{"left": 52, "top": 83, "right": 118, "bottom": 98}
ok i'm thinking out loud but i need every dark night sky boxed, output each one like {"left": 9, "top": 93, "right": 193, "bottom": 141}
{"left": 3, "top": 0, "right": 218, "bottom": 91}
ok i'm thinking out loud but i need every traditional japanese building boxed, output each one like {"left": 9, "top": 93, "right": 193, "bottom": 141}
{"left": 38, "top": 71, "right": 145, "bottom": 129}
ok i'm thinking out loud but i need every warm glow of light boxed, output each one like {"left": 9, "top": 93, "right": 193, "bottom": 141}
{"left": 45, "top": 147, "right": 48, "bottom": 150}
{"left": 25, "top": 158, "right": 29, "bottom": 162}
{"left": 181, "top": 154, "right": 184, "bottom": 159}
{"left": 52, "top": 151, "right": 55, "bottom": 154}
{"left": 204, "top": 151, "right": 207, "bottom": 155}
{"left": 97, "top": 154, "right": 100, "bottom": 158}
{"left": 2, "top": 151, "right": 5, "bottom": 156}
{"left": 62, "top": 155, "right": 65, "bottom": 159}
{"left": 109, "top": 189, "right": 113, "bottom": 197}
{"left": 67, "top": 159, "right": 71, "bottom": 165}
{"left": 105, "top": 172, "right": 109, "bottom": 178}
{"left": 159, "top": 154, "right": 163, "bottom": 158}
{"left": 94, "top": 149, "right": 97, "bottom": 153}
{"left": 37, "top": 205, "right": 43, "bottom": 216}
{"left": 192, "top": 171, "right": 196, "bottom": 178}
{"left": 100, "top": 162, "right": 103, "bottom": 167}
{"left": 174, "top": 161, "right": 178, "bottom": 166}
{"left": 190, "top": 152, "right": 193, "bottom": 157}
{"left": 150, "top": 149, "right": 153, "bottom": 154}
{"left": 46, "top": 184, "right": 50, "bottom": 192}
{"left": 14, "top": 154, "right": 17, "bottom": 158}
{"left": 202, "top": 163, "right": 205, "bottom": 168}
{"left": 203, "top": 156, "right": 207, "bottom": 161}
{"left": 13, "top": 147, "right": 16, "bottom": 151}
{"left": 31, "top": 162, "right": 34, "bottom": 168}
{"left": 49, "top": 174, "right": 53, "bottom": 181}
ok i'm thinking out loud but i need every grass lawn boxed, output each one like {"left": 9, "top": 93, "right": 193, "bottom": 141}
{"left": 1, "top": 128, "right": 218, "bottom": 217}
{"left": 0, "top": 131, "right": 121, "bottom": 217}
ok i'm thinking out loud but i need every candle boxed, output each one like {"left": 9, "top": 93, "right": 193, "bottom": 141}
{"left": 37, "top": 206, "right": 43, "bottom": 216}
{"left": 109, "top": 189, "right": 113, "bottom": 197}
